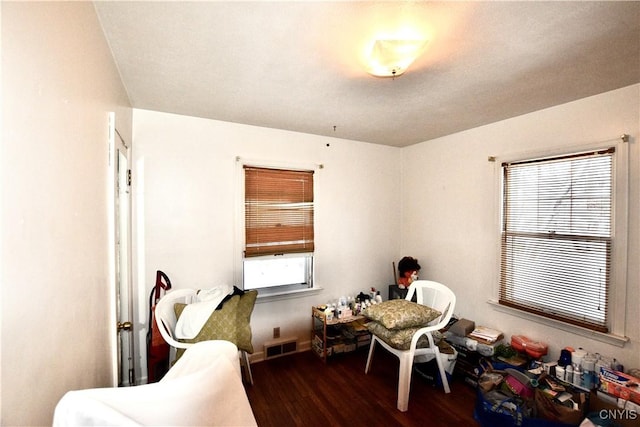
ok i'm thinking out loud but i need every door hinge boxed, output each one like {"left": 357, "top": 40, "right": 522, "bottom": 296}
{"left": 127, "top": 169, "right": 132, "bottom": 187}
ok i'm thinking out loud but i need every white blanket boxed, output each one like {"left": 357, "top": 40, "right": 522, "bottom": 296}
{"left": 174, "top": 284, "right": 233, "bottom": 339}
{"left": 53, "top": 341, "right": 257, "bottom": 427}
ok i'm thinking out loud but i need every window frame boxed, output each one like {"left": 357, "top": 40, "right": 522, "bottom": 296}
{"left": 492, "top": 139, "right": 629, "bottom": 346}
{"left": 234, "top": 157, "right": 321, "bottom": 300}
{"left": 242, "top": 252, "right": 313, "bottom": 292}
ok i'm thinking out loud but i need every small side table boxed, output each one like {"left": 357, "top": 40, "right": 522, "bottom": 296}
{"left": 311, "top": 307, "right": 370, "bottom": 363}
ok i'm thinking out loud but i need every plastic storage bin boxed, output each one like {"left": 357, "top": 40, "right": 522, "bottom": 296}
{"left": 511, "top": 335, "right": 548, "bottom": 359}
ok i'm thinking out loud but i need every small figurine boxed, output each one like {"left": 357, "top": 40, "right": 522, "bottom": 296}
{"left": 397, "top": 256, "right": 421, "bottom": 289}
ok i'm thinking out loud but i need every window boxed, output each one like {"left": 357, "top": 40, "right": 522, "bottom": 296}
{"left": 243, "top": 166, "right": 314, "bottom": 292}
{"left": 499, "top": 148, "right": 614, "bottom": 332}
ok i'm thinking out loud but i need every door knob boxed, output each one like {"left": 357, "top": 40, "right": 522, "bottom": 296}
{"left": 117, "top": 321, "right": 133, "bottom": 331}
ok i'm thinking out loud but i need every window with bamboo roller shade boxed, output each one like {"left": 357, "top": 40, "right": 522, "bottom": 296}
{"left": 244, "top": 166, "right": 314, "bottom": 257}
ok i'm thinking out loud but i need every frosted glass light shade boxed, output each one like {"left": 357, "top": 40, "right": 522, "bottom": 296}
{"left": 366, "top": 39, "right": 428, "bottom": 77}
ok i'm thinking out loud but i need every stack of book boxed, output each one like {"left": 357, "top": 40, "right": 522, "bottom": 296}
{"left": 468, "top": 326, "right": 504, "bottom": 344}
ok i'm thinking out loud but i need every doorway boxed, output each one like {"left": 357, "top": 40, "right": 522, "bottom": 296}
{"left": 109, "top": 112, "right": 135, "bottom": 386}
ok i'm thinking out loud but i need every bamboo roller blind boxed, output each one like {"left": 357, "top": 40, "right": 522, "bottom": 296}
{"left": 244, "top": 166, "right": 314, "bottom": 257}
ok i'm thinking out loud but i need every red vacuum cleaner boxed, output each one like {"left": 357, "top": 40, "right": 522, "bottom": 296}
{"left": 146, "top": 270, "right": 172, "bottom": 383}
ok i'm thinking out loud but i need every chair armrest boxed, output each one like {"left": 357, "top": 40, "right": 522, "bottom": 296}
{"left": 408, "top": 310, "right": 455, "bottom": 352}
{"left": 409, "top": 325, "right": 439, "bottom": 351}
{"left": 158, "top": 318, "right": 192, "bottom": 350}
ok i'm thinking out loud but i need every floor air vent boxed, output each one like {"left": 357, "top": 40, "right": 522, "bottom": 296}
{"left": 264, "top": 337, "right": 298, "bottom": 360}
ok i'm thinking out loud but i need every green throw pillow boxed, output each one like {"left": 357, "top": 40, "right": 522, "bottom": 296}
{"left": 235, "top": 290, "right": 257, "bottom": 353}
{"left": 363, "top": 299, "right": 442, "bottom": 330}
{"left": 366, "top": 321, "right": 443, "bottom": 350}
{"left": 174, "top": 290, "right": 257, "bottom": 357}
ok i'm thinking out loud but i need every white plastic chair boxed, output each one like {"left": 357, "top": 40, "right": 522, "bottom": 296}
{"left": 154, "top": 288, "right": 254, "bottom": 385}
{"left": 365, "top": 280, "right": 456, "bottom": 411}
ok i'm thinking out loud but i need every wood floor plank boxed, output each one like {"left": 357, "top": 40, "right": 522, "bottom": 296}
{"left": 244, "top": 348, "right": 479, "bottom": 427}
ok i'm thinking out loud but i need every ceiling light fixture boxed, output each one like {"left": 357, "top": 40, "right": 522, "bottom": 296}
{"left": 366, "top": 39, "right": 428, "bottom": 78}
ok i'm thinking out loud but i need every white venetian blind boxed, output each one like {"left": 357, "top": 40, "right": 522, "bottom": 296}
{"left": 499, "top": 148, "right": 613, "bottom": 332}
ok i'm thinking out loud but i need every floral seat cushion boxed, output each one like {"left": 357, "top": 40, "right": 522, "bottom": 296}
{"left": 363, "top": 299, "right": 441, "bottom": 330}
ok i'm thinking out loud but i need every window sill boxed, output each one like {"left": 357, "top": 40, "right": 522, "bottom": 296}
{"left": 255, "top": 287, "right": 323, "bottom": 304}
{"left": 487, "top": 299, "right": 629, "bottom": 348}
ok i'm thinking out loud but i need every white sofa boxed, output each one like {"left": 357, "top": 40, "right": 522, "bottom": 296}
{"left": 53, "top": 340, "right": 257, "bottom": 426}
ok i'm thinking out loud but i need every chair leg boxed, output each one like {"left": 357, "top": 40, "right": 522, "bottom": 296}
{"left": 434, "top": 350, "right": 451, "bottom": 394}
{"left": 397, "top": 351, "right": 413, "bottom": 412}
{"left": 364, "top": 337, "right": 377, "bottom": 373}
{"left": 241, "top": 350, "right": 254, "bottom": 385}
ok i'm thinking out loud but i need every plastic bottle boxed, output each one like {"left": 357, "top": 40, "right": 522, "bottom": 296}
{"left": 324, "top": 306, "right": 334, "bottom": 321}
{"left": 565, "top": 365, "right": 574, "bottom": 384}
{"left": 573, "top": 364, "right": 582, "bottom": 387}
{"left": 581, "top": 354, "right": 597, "bottom": 389}
{"left": 558, "top": 349, "right": 572, "bottom": 367}
{"left": 612, "top": 358, "right": 624, "bottom": 372}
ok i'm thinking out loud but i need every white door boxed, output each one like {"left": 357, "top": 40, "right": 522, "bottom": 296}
{"left": 109, "top": 112, "right": 135, "bottom": 386}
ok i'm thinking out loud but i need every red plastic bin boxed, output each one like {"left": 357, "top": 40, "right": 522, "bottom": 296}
{"left": 511, "top": 335, "right": 548, "bottom": 359}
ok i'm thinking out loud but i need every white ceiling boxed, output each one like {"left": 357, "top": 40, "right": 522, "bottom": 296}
{"left": 94, "top": 1, "right": 640, "bottom": 147}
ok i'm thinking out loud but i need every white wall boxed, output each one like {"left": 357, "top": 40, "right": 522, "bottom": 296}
{"left": 132, "top": 109, "right": 402, "bottom": 377}
{"left": 1, "top": 3, "right": 637, "bottom": 423}
{"left": 401, "top": 84, "right": 640, "bottom": 369}
{"left": 1, "top": 2, "right": 132, "bottom": 425}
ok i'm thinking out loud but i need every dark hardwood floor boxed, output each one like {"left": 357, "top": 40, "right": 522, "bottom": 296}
{"left": 244, "top": 347, "right": 479, "bottom": 427}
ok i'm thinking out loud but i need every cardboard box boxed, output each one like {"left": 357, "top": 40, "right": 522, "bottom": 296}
{"left": 589, "top": 391, "right": 640, "bottom": 427}
{"left": 448, "top": 318, "right": 475, "bottom": 336}
{"left": 449, "top": 342, "right": 482, "bottom": 366}
{"left": 356, "top": 339, "right": 370, "bottom": 349}
{"left": 599, "top": 367, "right": 640, "bottom": 405}
{"left": 343, "top": 343, "right": 356, "bottom": 352}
